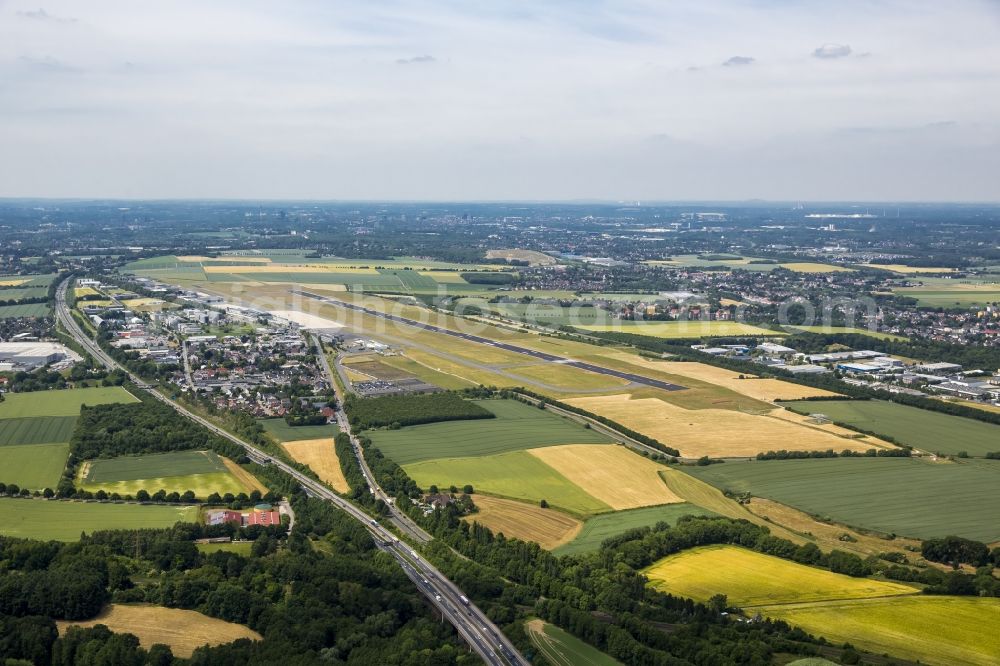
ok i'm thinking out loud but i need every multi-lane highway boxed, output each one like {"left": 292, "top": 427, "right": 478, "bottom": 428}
{"left": 312, "top": 334, "right": 432, "bottom": 544}
{"left": 55, "top": 279, "right": 525, "bottom": 666}
{"left": 292, "top": 289, "right": 687, "bottom": 392}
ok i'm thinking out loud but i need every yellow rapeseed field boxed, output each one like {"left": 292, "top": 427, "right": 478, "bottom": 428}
{"left": 528, "top": 444, "right": 683, "bottom": 510}
{"left": 643, "top": 545, "right": 916, "bottom": 607}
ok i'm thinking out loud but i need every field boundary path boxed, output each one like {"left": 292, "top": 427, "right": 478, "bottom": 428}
{"left": 56, "top": 277, "right": 525, "bottom": 666}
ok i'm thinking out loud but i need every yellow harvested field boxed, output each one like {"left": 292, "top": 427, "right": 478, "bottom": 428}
{"left": 220, "top": 458, "right": 268, "bottom": 494}
{"left": 57, "top": 604, "right": 261, "bottom": 658}
{"left": 777, "top": 262, "right": 853, "bottom": 273}
{"left": 74, "top": 286, "right": 102, "bottom": 297}
{"left": 618, "top": 357, "right": 837, "bottom": 402}
{"left": 563, "top": 394, "right": 873, "bottom": 458}
{"left": 281, "top": 439, "right": 349, "bottom": 493}
{"left": 767, "top": 408, "right": 892, "bottom": 444}
{"left": 203, "top": 264, "right": 378, "bottom": 274}
{"left": 527, "top": 444, "right": 683, "bottom": 510}
{"left": 860, "top": 264, "right": 955, "bottom": 274}
{"left": 720, "top": 298, "right": 744, "bottom": 306}
{"left": 464, "top": 495, "right": 582, "bottom": 549}
{"left": 486, "top": 248, "right": 556, "bottom": 266}
{"left": 0, "top": 278, "right": 29, "bottom": 287}
{"left": 420, "top": 271, "right": 468, "bottom": 283}
{"left": 121, "top": 298, "right": 166, "bottom": 308}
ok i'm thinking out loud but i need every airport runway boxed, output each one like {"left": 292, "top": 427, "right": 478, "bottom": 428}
{"left": 293, "top": 290, "right": 686, "bottom": 392}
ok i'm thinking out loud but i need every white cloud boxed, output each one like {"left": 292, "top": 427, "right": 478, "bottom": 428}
{"left": 722, "top": 55, "right": 755, "bottom": 67}
{"left": 813, "top": 43, "right": 853, "bottom": 59}
{"left": 0, "top": 0, "right": 998, "bottom": 200}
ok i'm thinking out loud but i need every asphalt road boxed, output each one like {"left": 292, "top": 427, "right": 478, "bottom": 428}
{"left": 292, "top": 290, "right": 687, "bottom": 392}
{"left": 56, "top": 279, "right": 524, "bottom": 666}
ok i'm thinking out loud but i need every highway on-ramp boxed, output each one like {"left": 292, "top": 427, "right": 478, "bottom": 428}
{"left": 292, "top": 289, "right": 687, "bottom": 392}
{"left": 56, "top": 278, "right": 526, "bottom": 666}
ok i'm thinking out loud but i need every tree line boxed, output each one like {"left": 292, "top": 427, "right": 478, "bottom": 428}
{"left": 344, "top": 390, "right": 494, "bottom": 430}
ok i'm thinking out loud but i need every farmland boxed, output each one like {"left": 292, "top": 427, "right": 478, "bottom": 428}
{"left": 404, "top": 450, "right": 611, "bottom": 516}
{"left": 773, "top": 596, "right": 1000, "bottom": 666}
{"left": 687, "top": 457, "right": 1000, "bottom": 541}
{"left": 564, "top": 393, "right": 872, "bottom": 458}
{"left": 4, "top": 443, "right": 69, "bottom": 490}
{"left": 575, "top": 320, "right": 782, "bottom": 338}
{"left": 78, "top": 450, "right": 254, "bottom": 497}
{"left": 0, "top": 386, "right": 137, "bottom": 418}
{"left": 57, "top": 604, "right": 261, "bottom": 658}
{"left": 0, "top": 302, "right": 49, "bottom": 318}
{"left": 525, "top": 619, "right": 621, "bottom": 666}
{"left": 0, "top": 498, "right": 197, "bottom": 541}
{"left": 367, "top": 399, "right": 610, "bottom": 465}
{"left": 642, "top": 545, "right": 1000, "bottom": 665}
{"left": 891, "top": 277, "right": 1000, "bottom": 307}
{"left": 617, "top": 356, "right": 837, "bottom": 402}
{"left": 0, "top": 415, "right": 77, "bottom": 446}
{"left": 783, "top": 325, "right": 906, "bottom": 341}
{"left": 645, "top": 255, "right": 851, "bottom": 273}
{"left": 779, "top": 399, "right": 1000, "bottom": 456}
{"left": 527, "top": 444, "right": 682, "bottom": 510}
{"left": 281, "top": 438, "right": 349, "bottom": 493}
{"left": 643, "top": 545, "right": 916, "bottom": 607}
{"left": 464, "top": 495, "right": 582, "bottom": 549}
{"left": 259, "top": 417, "right": 339, "bottom": 442}
{"left": 553, "top": 503, "right": 717, "bottom": 557}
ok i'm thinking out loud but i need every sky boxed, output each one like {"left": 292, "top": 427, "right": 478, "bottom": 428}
{"left": 1, "top": 0, "right": 999, "bottom": 201}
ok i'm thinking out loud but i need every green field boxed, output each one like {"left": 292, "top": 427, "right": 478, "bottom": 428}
{"left": 774, "top": 596, "right": 1000, "bottom": 666}
{"left": 259, "top": 418, "right": 339, "bottom": 442}
{"left": 643, "top": 545, "right": 999, "bottom": 665}
{"left": 779, "top": 399, "right": 1000, "bottom": 456}
{"left": 3, "top": 443, "right": 69, "bottom": 490}
{"left": 0, "top": 387, "right": 138, "bottom": 418}
{"left": 0, "top": 415, "right": 78, "bottom": 446}
{"left": 404, "top": 450, "right": 611, "bottom": 516}
{"left": 79, "top": 450, "right": 250, "bottom": 497}
{"left": 525, "top": 620, "right": 621, "bottom": 666}
{"left": 553, "top": 503, "right": 718, "bottom": 557}
{"left": 0, "top": 302, "right": 50, "bottom": 318}
{"left": 368, "top": 399, "right": 610, "bottom": 465}
{"left": 643, "top": 545, "right": 917, "bottom": 607}
{"left": 892, "top": 277, "right": 1000, "bottom": 308}
{"left": 84, "top": 450, "right": 226, "bottom": 482}
{"left": 2, "top": 498, "right": 198, "bottom": 541}
{"left": 0, "top": 286, "right": 50, "bottom": 300}
{"left": 196, "top": 541, "right": 254, "bottom": 555}
{"left": 688, "top": 457, "right": 1000, "bottom": 542}
{"left": 576, "top": 320, "right": 782, "bottom": 338}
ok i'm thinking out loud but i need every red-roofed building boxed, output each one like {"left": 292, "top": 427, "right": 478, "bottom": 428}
{"left": 245, "top": 509, "right": 281, "bottom": 527}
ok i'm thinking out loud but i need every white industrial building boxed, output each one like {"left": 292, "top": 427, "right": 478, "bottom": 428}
{"left": 0, "top": 342, "right": 81, "bottom": 371}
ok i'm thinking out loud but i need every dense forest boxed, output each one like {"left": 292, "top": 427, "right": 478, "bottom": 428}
{"left": 344, "top": 391, "right": 494, "bottom": 430}
{"left": 0, "top": 499, "right": 475, "bottom": 665}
